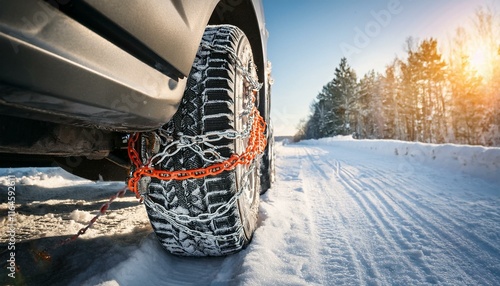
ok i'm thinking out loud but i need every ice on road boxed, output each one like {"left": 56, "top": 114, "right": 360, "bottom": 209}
{"left": 1, "top": 137, "right": 499, "bottom": 285}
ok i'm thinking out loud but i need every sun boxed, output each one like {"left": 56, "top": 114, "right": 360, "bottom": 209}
{"left": 469, "top": 46, "right": 492, "bottom": 79}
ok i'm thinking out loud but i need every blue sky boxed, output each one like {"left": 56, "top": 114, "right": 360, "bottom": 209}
{"left": 263, "top": 0, "right": 500, "bottom": 135}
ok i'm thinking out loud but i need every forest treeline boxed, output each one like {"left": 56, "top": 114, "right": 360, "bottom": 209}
{"left": 295, "top": 7, "right": 500, "bottom": 146}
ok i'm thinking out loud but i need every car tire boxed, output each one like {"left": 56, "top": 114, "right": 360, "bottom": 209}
{"left": 260, "top": 130, "right": 275, "bottom": 194}
{"left": 144, "top": 25, "right": 261, "bottom": 256}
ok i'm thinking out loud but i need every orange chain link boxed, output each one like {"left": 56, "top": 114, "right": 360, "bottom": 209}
{"left": 127, "top": 107, "right": 267, "bottom": 198}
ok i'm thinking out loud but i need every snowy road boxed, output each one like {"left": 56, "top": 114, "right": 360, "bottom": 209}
{"left": 257, "top": 142, "right": 499, "bottom": 285}
{"left": 1, "top": 138, "right": 499, "bottom": 285}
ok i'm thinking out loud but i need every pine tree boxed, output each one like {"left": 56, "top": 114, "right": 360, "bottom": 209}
{"left": 296, "top": 6, "right": 499, "bottom": 146}
{"left": 399, "top": 37, "right": 420, "bottom": 142}
{"left": 329, "top": 57, "right": 358, "bottom": 136}
{"left": 415, "top": 38, "right": 447, "bottom": 143}
{"left": 380, "top": 62, "right": 402, "bottom": 139}
{"left": 357, "top": 70, "right": 382, "bottom": 138}
{"left": 399, "top": 38, "right": 447, "bottom": 143}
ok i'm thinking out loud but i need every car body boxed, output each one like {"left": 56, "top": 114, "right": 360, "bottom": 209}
{"left": 0, "top": 0, "right": 272, "bottom": 181}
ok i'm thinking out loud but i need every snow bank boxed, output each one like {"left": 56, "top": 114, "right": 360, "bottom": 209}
{"left": 301, "top": 136, "right": 500, "bottom": 184}
{"left": 0, "top": 167, "right": 90, "bottom": 188}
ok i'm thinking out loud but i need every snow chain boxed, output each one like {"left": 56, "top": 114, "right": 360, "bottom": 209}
{"left": 36, "top": 187, "right": 128, "bottom": 262}
{"left": 127, "top": 44, "right": 267, "bottom": 200}
{"left": 35, "top": 39, "right": 266, "bottom": 256}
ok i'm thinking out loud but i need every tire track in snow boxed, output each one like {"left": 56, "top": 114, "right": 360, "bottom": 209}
{"left": 365, "top": 172, "right": 499, "bottom": 285}
{"left": 322, "top": 146, "right": 499, "bottom": 285}
{"left": 305, "top": 147, "right": 437, "bottom": 284}
{"left": 380, "top": 168, "right": 500, "bottom": 259}
{"left": 288, "top": 146, "right": 342, "bottom": 285}
{"left": 382, "top": 189, "right": 492, "bottom": 284}
{"left": 255, "top": 142, "right": 499, "bottom": 285}
{"left": 299, "top": 148, "right": 365, "bottom": 284}
{"left": 236, "top": 145, "right": 327, "bottom": 285}
{"left": 302, "top": 147, "right": 395, "bottom": 285}
{"left": 337, "top": 165, "right": 440, "bottom": 284}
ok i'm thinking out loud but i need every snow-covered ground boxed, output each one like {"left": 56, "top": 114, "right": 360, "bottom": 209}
{"left": 1, "top": 137, "right": 499, "bottom": 285}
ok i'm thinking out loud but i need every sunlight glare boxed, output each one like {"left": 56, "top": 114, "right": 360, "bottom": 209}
{"left": 469, "top": 46, "right": 491, "bottom": 79}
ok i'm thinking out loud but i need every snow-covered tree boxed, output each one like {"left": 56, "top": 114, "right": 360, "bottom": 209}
{"left": 329, "top": 57, "right": 358, "bottom": 136}
{"left": 296, "top": 6, "right": 499, "bottom": 146}
{"left": 356, "top": 70, "right": 382, "bottom": 138}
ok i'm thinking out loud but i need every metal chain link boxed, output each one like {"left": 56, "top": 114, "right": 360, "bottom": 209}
{"left": 127, "top": 104, "right": 266, "bottom": 195}
{"left": 144, "top": 164, "right": 255, "bottom": 241}
{"left": 145, "top": 163, "right": 255, "bottom": 224}
{"left": 147, "top": 43, "right": 263, "bottom": 168}
{"left": 58, "top": 187, "right": 128, "bottom": 246}
{"left": 36, "top": 187, "right": 130, "bottom": 260}
{"left": 127, "top": 41, "right": 267, "bottom": 196}
{"left": 202, "top": 43, "right": 263, "bottom": 92}
{"left": 126, "top": 41, "right": 267, "bottom": 240}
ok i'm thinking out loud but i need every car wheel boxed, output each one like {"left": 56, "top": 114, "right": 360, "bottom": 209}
{"left": 260, "top": 128, "right": 275, "bottom": 194}
{"left": 144, "top": 25, "right": 261, "bottom": 256}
